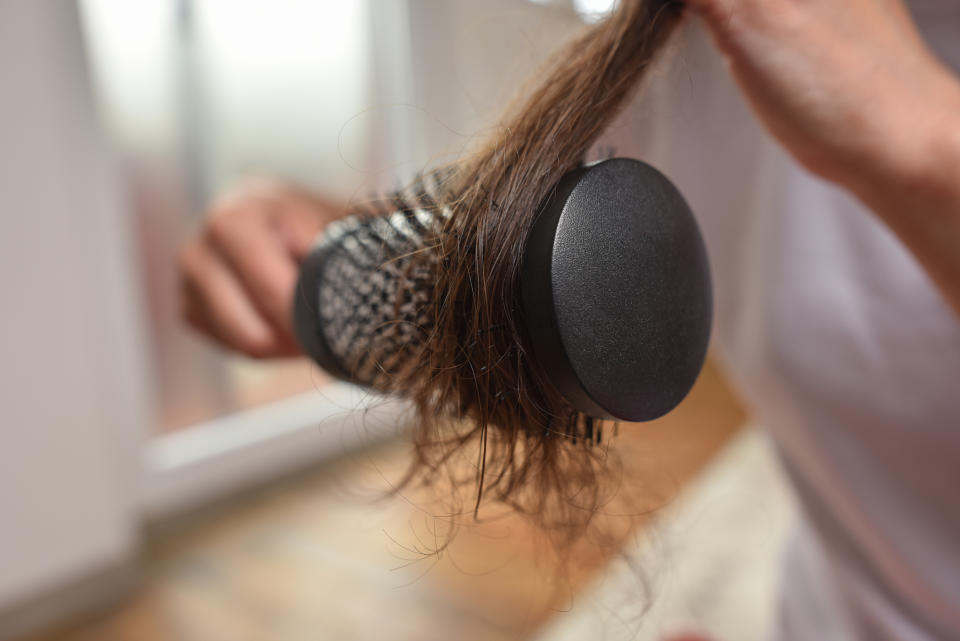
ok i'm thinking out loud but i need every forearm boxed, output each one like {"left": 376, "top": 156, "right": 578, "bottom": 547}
{"left": 843, "top": 82, "right": 960, "bottom": 316}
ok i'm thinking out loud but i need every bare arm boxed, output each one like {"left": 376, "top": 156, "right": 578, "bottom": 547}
{"left": 850, "top": 114, "right": 960, "bottom": 318}
{"left": 686, "top": 0, "right": 960, "bottom": 315}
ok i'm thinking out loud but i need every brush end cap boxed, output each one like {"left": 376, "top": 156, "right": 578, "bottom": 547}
{"left": 521, "top": 158, "right": 713, "bottom": 422}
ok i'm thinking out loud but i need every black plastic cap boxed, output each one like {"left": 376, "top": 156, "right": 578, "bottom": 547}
{"left": 520, "top": 158, "right": 712, "bottom": 422}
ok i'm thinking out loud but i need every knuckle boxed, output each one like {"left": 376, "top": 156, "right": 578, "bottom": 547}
{"left": 206, "top": 206, "right": 237, "bottom": 244}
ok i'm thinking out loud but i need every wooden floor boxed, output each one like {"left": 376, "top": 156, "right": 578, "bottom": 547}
{"left": 30, "top": 358, "right": 745, "bottom": 641}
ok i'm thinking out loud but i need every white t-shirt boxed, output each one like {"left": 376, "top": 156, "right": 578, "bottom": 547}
{"left": 604, "top": 4, "right": 960, "bottom": 639}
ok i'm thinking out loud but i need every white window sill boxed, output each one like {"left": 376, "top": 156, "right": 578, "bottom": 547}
{"left": 141, "top": 383, "right": 408, "bottom": 519}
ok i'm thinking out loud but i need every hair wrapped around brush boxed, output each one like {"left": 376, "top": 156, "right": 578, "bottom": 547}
{"left": 338, "top": 0, "right": 685, "bottom": 534}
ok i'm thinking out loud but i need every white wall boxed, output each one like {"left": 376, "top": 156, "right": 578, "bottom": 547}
{"left": 401, "top": 0, "right": 584, "bottom": 172}
{"left": 0, "top": 0, "right": 149, "bottom": 627}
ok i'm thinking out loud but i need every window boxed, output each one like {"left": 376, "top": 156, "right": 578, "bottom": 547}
{"left": 80, "top": 0, "right": 377, "bottom": 431}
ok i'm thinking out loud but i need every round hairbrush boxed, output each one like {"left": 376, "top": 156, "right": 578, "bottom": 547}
{"left": 293, "top": 158, "right": 712, "bottom": 422}
{"left": 520, "top": 158, "right": 711, "bottom": 421}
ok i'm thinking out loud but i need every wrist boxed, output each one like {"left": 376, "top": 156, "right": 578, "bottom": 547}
{"left": 843, "top": 73, "right": 960, "bottom": 222}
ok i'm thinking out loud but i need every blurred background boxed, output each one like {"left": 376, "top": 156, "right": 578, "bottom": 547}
{"left": 0, "top": 1, "right": 795, "bottom": 640}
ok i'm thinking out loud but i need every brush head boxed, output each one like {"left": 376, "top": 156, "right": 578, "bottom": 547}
{"left": 520, "top": 158, "right": 712, "bottom": 422}
{"left": 292, "top": 173, "right": 446, "bottom": 390}
{"left": 293, "top": 158, "right": 712, "bottom": 422}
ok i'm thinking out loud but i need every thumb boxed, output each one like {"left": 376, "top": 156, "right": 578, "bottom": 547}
{"left": 680, "top": 0, "right": 755, "bottom": 51}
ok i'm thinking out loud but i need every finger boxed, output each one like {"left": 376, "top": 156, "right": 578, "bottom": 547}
{"left": 179, "top": 240, "right": 283, "bottom": 358}
{"left": 182, "top": 286, "right": 238, "bottom": 352}
{"left": 184, "top": 287, "right": 303, "bottom": 358}
{"left": 267, "top": 193, "right": 335, "bottom": 259}
{"left": 205, "top": 205, "right": 301, "bottom": 334}
{"left": 213, "top": 179, "right": 341, "bottom": 258}
{"left": 683, "top": 0, "right": 778, "bottom": 45}
{"left": 687, "top": 0, "right": 808, "bottom": 71}
{"left": 682, "top": 0, "right": 737, "bottom": 26}
{"left": 678, "top": 0, "right": 739, "bottom": 58}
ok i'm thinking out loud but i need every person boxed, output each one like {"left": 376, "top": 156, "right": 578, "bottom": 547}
{"left": 179, "top": 1, "right": 960, "bottom": 639}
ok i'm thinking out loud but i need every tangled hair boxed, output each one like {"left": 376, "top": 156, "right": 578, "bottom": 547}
{"left": 378, "top": 1, "right": 685, "bottom": 537}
